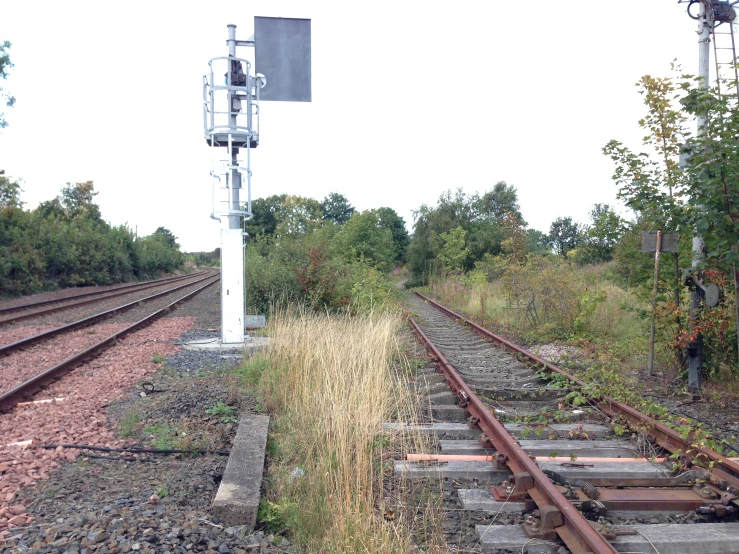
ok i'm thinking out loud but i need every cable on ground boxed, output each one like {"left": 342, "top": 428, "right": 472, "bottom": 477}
{"left": 40, "top": 444, "right": 230, "bottom": 456}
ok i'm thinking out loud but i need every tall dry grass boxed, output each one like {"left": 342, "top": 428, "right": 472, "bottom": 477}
{"left": 254, "top": 309, "right": 444, "bottom": 553}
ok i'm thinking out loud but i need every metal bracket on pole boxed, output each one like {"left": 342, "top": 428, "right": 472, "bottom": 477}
{"left": 683, "top": 270, "right": 721, "bottom": 307}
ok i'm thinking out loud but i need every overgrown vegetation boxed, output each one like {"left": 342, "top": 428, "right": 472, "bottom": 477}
{"left": 243, "top": 193, "right": 408, "bottom": 314}
{"left": 405, "top": 67, "right": 739, "bottom": 383}
{"left": 0, "top": 179, "right": 185, "bottom": 297}
{"left": 535, "top": 357, "right": 739, "bottom": 467}
{"left": 238, "top": 311, "right": 445, "bottom": 553}
{"left": 604, "top": 67, "right": 739, "bottom": 376}
{"left": 185, "top": 247, "right": 220, "bottom": 268}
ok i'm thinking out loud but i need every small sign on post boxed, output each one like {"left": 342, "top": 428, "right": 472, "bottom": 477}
{"left": 643, "top": 231, "right": 678, "bottom": 377}
{"left": 642, "top": 231, "right": 678, "bottom": 253}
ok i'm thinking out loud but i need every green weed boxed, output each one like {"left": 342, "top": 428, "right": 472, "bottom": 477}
{"left": 258, "top": 498, "right": 291, "bottom": 534}
{"left": 145, "top": 424, "right": 180, "bottom": 450}
{"left": 233, "top": 355, "right": 269, "bottom": 387}
{"left": 119, "top": 409, "right": 142, "bottom": 438}
{"left": 206, "top": 401, "right": 238, "bottom": 423}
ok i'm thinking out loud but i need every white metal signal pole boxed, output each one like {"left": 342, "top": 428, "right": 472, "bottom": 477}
{"left": 203, "top": 18, "right": 310, "bottom": 344}
{"left": 226, "top": 24, "right": 242, "bottom": 231}
{"left": 219, "top": 24, "right": 245, "bottom": 344}
{"left": 688, "top": 1, "right": 712, "bottom": 391}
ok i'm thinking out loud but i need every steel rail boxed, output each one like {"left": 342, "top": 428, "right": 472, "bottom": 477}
{"left": 0, "top": 271, "right": 208, "bottom": 315}
{"left": 0, "top": 271, "right": 212, "bottom": 325}
{"left": 0, "top": 272, "right": 217, "bottom": 356}
{"left": 0, "top": 276, "right": 219, "bottom": 411}
{"left": 415, "top": 292, "right": 739, "bottom": 491}
{"left": 407, "top": 316, "right": 618, "bottom": 554}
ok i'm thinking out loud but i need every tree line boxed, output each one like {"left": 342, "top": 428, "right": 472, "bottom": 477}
{"left": 405, "top": 181, "right": 627, "bottom": 285}
{"left": 0, "top": 176, "right": 185, "bottom": 296}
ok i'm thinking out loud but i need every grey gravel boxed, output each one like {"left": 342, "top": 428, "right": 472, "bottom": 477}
{"left": 164, "top": 332, "right": 243, "bottom": 374}
{"left": 3, "top": 283, "right": 288, "bottom": 554}
{"left": 163, "top": 282, "right": 222, "bottom": 332}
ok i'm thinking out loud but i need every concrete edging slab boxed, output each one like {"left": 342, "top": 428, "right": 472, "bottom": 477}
{"left": 212, "top": 414, "right": 270, "bottom": 529}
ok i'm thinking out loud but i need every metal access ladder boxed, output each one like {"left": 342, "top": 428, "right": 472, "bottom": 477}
{"left": 712, "top": 7, "right": 739, "bottom": 95}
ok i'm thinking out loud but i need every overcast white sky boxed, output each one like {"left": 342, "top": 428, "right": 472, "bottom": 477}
{"left": 0, "top": 1, "right": 706, "bottom": 251}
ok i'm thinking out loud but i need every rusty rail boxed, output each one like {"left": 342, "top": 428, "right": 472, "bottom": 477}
{"left": 415, "top": 291, "right": 739, "bottom": 491}
{"left": 0, "top": 276, "right": 219, "bottom": 411}
{"left": 407, "top": 315, "right": 618, "bottom": 554}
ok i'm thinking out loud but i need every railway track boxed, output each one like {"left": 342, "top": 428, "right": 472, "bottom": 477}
{"left": 0, "top": 270, "right": 208, "bottom": 325}
{"left": 394, "top": 292, "right": 739, "bottom": 553}
{"left": 0, "top": 271, "right": 219, "bottom": 412}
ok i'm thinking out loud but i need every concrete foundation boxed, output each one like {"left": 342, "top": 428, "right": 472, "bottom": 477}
{"left": 212, "top": 414, "right": 270, "bottom": 529}
{"left": 183, "top": 336, "right": 270, "bottom": 355}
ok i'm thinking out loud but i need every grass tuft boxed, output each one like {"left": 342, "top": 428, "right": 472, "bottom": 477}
{"left": 118, "top": 409, "right": 142, "bottom": 437}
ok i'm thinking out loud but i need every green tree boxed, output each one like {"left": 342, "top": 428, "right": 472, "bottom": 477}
{"left": 59, "top": 181, "right": 102, "bottom": 221}
{"left": 478, "top": 181, "right": 523, "bottom": 221}
{"left": 576, "top": 204, "right": 626, "bottom": 264}
{"left": 526, "top": 229, "right": 550, "bottom": 255}
{"left": 438, "top": 226, "right": 469, "bottom": 272}
{"left": 333, "top": 210, "right": 395, "bottom": 272}
{"left": 321, "top": 192, "right": 355, "bottom": 225}
{"left": 275, "top": 195, "right": 324, "bottom": 238}
{"left": 0, "top": 41, "right": 15, "bottom": 129}
{"left": 602, "top": 70, "right": 739, "bottom": 371}
{"left": 375, "top": 206, "right": 409, "bottom": 263}
{"left": 548, "top": 216, "right": 580, "bottom": 257}
{"left": 500, "top": 212, "right": 528, "bottom": 264}
{"left": 152, "top": 227, "right": 179, "bottom": 249}
{"left": 244, "top": 194, "right": 287, "bottom": 237}
{"left": 1, "top": 180, "right": 185, "bottom": 296}
{"left": 0, "top": 170, "right": 22, "bottom": 208}
{"left": 407, "top": 186, "right": 519, "bottom": 282}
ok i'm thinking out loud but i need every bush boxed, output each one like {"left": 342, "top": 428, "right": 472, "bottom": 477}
{"left": 245, "top": 229, "right": 401, "bottom": 316}
{"left": 0, "top": 181, "right": 185, "bottom": 297}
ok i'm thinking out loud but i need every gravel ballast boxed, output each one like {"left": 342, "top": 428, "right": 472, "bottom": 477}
{"left": 0, "top": 274, "right": 296, "bottom": 553}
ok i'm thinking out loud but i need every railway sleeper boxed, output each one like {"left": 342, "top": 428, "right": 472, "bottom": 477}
{"left": 394, "top": 459, "right": 671, "bottom": 483}
{"left": 460, "top": 486, "right": 736, "bottom": 515}
{"left": 384, "top": 422, "right": 613, "bottom": 440}
{"left": 475, "top": 521, "right": 739, "bottom": 553}
{"left": 440, "top": 439, "right": 637, "bottom": 458}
